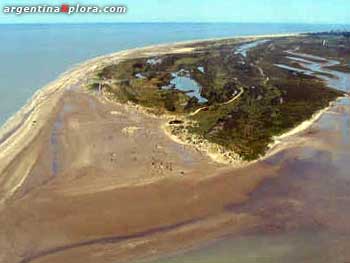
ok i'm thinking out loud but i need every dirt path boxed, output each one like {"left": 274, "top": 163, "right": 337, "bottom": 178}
{"left": 189, "top": 87, "right": 244, "bottom": 117}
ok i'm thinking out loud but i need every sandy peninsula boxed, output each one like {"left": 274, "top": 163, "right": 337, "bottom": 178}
{"left": 0, "top": 33, "right": 303, "bottom": 205}
{"left": 0, "top": 33, "right": 348, "bottom": 263}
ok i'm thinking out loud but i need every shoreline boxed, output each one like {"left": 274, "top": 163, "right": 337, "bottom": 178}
{"left": 1, "top": 31, "right": 349, "bottom": 263}
{"left": 0, "top": 32, "right": 307, "bottom": 204}
{"left": 261, "top": 96, "right": 344, "bottom": 161}
{"left": 0, "top": 32, "right": 302, "bottom": 150}
{"left": 162, "top": 122, "right": 245, "bottom": 166}
{"left": 161, "top": 96, "right": 342, "bottom": 167}
{"left": 0, "top": 31, "right": 302, "bottom": 135}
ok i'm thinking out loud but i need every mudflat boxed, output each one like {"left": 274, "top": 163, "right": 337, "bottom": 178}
{"left": 1, "top": 33, "right": 350, "bottom": 263}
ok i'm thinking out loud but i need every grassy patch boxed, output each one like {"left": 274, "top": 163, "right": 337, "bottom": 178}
{"left": 91, "top": 35, "right": 346, "bottom": 160}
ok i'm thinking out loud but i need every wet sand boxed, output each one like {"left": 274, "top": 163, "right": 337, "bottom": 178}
{"left": 0, "top": 88, "right": 277, "bottom": 263}
{"left": 2, "top": 94, "right": 349, "bottom": 263}
{"left": 146, "top": 96, "right": 350, "bottom": 263}
{"left": 1, "top": 34, "right": 349, "bottom": 263}
{"left": 0, "top": 33, "right": 297, "bottom": 206}
{"left": 143, "top": 47, "right": 350, "bottom": 263}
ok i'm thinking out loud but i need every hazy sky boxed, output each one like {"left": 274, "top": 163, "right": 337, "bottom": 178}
{"left": 1, "top": 0, "right": 350, "bottom": 24}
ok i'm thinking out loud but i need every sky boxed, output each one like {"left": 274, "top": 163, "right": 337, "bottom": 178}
{"left": 0, "top": 0, "right": 350, "bottom": 24}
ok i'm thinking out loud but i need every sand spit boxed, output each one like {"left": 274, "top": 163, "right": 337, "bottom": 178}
{"left": 0, "top": 33, "right": 305, "bottom": 205}
{"left": 0, "top": 38, "right": 211, "bottom": 205}
{"left": 0, "top": 32, "right": 321, "bottom": 205}
{"left": 2, "top": 32, "right": 350, "bottom": 263}
{"left": 0, "top": 31, "right": 302, "bottom": 151}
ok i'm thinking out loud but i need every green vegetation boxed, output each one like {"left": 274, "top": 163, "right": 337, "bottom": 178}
{"left": 89, "top": 35, "right": 346, "bottom": 161}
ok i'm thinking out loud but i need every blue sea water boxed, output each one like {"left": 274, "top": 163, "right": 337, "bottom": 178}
{"left": 0, "top": 22, "right": 348, "bottom": 125}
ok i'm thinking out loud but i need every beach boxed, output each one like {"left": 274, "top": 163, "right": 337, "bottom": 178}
{"left": 0, "top": 33, "right": 305, "bottom": 205}
{"left": 1, "top": 33, "right": 350, "bottom": 263}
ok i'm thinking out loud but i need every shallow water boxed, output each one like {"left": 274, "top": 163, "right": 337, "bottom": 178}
{"left": 149, "top": 231, "right": 350, "bottom": 263}
{"left": 50, "top": 102, "right": 75, "bottom": 176}
{"left": 144, "top": 101, "right": 350, "bottom": 262}
{"left": 165, "top": 71, "right": 208, "bottom": 103}
{"left": 197, "top": 66, "right": 205, "bottom": 73}
{"left": 274, "top": 63, "right": 310, "bottom": 74}
{"left": 147, "top": 58, "right": 162, "bottom": 65}
{"left": 0, "top": 23, "right": 346, "bottom": 125}
{"left": 278, "top": 51, "right": 350, "bottom": 92}
{"left": 144, "top": 49, "right": 350, "bottom": 263}
{"left": 234, "top": 40, "right": 269, "bottom": 57}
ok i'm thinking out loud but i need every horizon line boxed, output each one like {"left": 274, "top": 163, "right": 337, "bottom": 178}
{"left": 0, "top": 21, "right": 350, "bottom": 26}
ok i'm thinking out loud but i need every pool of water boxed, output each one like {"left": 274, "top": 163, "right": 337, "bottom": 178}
{"left": 197, "top": 66, "right": 205, "bottom": 73}
{"left": 163, "top": 70, "right": 208, "bottom": 103}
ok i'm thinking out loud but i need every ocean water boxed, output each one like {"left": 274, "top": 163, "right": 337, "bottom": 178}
{"left": 0, "top": 22, "right": 348, "bottom": 125}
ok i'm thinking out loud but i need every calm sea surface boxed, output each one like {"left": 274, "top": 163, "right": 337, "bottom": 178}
{"left": 0, "top": 23, "right": 348, "bottom": 125}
